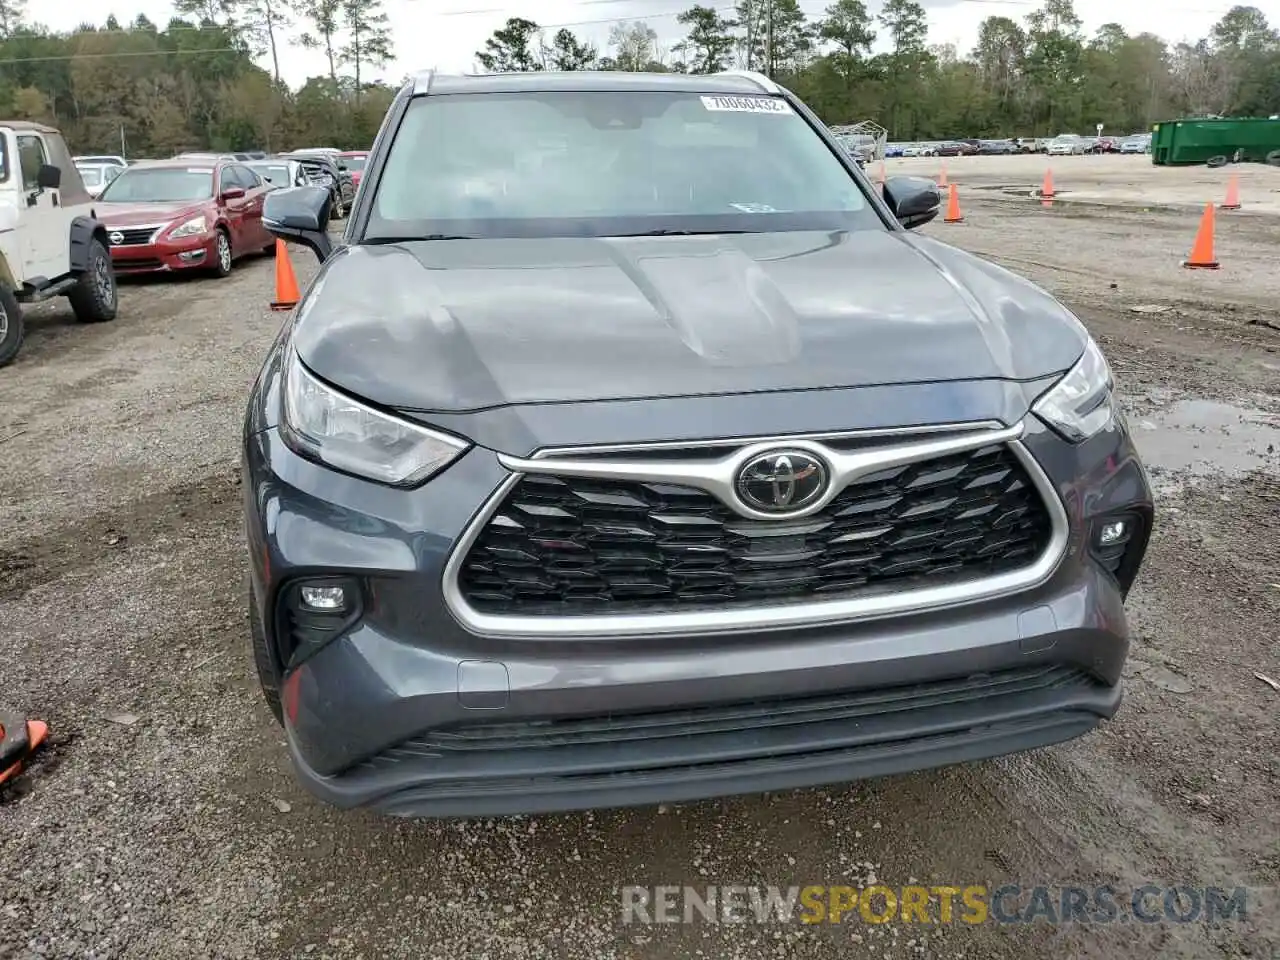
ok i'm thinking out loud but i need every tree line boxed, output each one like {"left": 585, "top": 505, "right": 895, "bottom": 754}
{"left": 0, "top": 0, "right": 395, "bottom": 155}
{"left": 477, "top": 0, "right": 1280, "bottom": 140}
{"left": 0, "top": 0, "right": 1276, "bottom": 156}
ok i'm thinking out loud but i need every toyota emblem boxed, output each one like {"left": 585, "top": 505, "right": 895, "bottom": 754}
{"left": 735, "top": 450, "right": 829, "bottom": 514}
{"left": 109, "top": 232, "right": 124, "bottom": 245}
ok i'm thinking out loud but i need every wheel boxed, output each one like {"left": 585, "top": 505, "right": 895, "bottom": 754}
{"left": 67, "top": 238, "right": 118, "bottom": 323}
{"left": 249, "top": 585, "right": 283, "bottom": 725}
{"left": 210, "top": 228, "right": 233, "bottom": 277}
{"left": 0, "top": 285, "right": 24, "bottom": 367}
{"left": 1265, "top": 149, "right": 1280, "bottom": 167}
{"left": 1205, "top": 155, "right": 1228, "bottom": 168}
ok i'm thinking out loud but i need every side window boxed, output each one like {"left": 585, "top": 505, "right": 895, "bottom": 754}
{"left": 237, "top": 165, "right": 262, "bottom": 188}
{"left": 16, "top": 134, "right": 49, "bottom": 190}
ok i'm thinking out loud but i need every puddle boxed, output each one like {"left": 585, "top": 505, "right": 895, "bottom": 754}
{"left": 1132, "top": 399, "right": 1280, "bottom": 491}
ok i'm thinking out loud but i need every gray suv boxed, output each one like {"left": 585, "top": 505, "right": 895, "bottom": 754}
{"left": 245, "top": 70, "right": 1154, "bottom": 817}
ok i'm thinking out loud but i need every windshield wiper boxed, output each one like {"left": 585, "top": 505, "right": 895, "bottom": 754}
{"left": 611, "top": 229, "right": 757, "bottom": 237}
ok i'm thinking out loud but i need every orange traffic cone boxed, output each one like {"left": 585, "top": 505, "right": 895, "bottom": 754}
{"left": 1220, "top": 174, "right": 1241, "bottom": 210}
{"left": 270, "top": 239, "right": 301, "bottom": 311}
{"left": 944, "top": 183, "right": 963, "bottom": 223}
{"left": 0, "top": 715, "right": 48, "bottom": 788}
{"left": 1183, "top": 202, "right": 1219, "bottom": 270}
{"left": 938, "top": 163, "right": 948, "bottom": 188}
{"left": 1040, "top": 169, "right": 1055, "bottom": 199}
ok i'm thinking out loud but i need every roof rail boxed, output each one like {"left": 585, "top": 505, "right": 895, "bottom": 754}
{"left": 715, "top": 70, "right": 781, "bottom": 94}
{"left": 411, "top": 69, "right": 436, "bottom": 95}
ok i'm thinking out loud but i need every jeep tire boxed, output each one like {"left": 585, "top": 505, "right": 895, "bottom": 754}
{"left": 67, "top": 238, "right": 119, "bottom": 323}
{"left": 0, "top": 285, "right": 23, "bottom": 367}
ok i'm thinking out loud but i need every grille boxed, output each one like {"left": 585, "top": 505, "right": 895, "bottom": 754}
{"left": 109, "top": 227, "right": 160, "bottom": 246}
{"left": 111, "top": 257, "right": 165, "bottom": 272}
{"left": 458, "top": 442, "right": 1054, "bottom": 616}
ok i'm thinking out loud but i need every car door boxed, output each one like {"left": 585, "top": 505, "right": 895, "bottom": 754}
{"left": 16, "top": 133, "right": 69, "bottom": 281}
{"left": 235, "top": 165, "right": 270, "bottom": 247}
{"left": 216, "top": 164, "right": 247, "bottom": 253}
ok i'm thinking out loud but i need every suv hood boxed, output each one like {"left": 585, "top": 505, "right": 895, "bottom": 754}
{"left": 292, "top": 230, "right": 1088, "bottom": 414}
{"left": 97, "top": 201, "right": 207, "bottom": 225}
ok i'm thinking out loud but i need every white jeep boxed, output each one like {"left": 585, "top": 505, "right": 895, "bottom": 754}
{"left": 0, "top": 121, "right": 119, "bottom": 367}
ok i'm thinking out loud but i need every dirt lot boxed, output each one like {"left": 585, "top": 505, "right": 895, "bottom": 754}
{"left": 2, "top": 158, "right": 1279, "bottom": 960}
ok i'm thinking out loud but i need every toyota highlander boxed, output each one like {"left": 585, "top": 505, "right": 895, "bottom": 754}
{"left": 243, "top": 70, "right": 1154, "bottom": 818}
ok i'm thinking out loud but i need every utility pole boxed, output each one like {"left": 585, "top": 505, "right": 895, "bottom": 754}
{"left": 744, "top": 0, "right": 754, "bottom": 70}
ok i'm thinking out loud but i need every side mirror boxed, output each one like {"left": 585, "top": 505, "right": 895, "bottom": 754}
{"left": 37, "top": 164, "right": 62, "bottom": 189}
{"left": 263, "top": 185, "right": 333, "bottom": 261}
{"left": 882, "top": 175, "right": 940, "bottom": 230}
{"left": 221, "top": 186, "right": 246, "bottom": 201}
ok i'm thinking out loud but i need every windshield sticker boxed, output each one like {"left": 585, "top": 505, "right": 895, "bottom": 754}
{"left": 700, "top": 95, "right": 793, "bottom": 115}
{"left": 729, "top": 202, "right": 779, "bottom": 213}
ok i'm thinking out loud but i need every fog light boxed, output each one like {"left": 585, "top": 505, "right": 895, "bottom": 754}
{"left": 1098, "top": 520, "right": 1128, "bottom": 546}
{"left": 300, "top": 584, "right": 347, "bottom": 611}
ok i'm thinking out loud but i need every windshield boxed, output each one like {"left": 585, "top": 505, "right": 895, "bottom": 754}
{"left": 250, "top": 164, "right": 292, "bottom": 185}
{"left": 342, "top": 155, "right": 367, "bottom": 171}
{"left": 100, "top": 167, "right": 214, "bottom": 202}
{"left": 78, "top": 166, "right": 103, "bottom": 186}
{"left": 368, "top": 90, "right": 877, "bottom": 240}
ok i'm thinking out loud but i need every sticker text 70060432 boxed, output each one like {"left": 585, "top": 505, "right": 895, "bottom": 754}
{"left": 700, "top": 95, "right": 794, "bottom": 115}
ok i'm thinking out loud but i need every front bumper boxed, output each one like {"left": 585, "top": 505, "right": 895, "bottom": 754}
{"left": 243, "top": 406, "right": 1153, "bottom": 818}
{"left": 109, "top": 234, "right": 215, "bottom": 273}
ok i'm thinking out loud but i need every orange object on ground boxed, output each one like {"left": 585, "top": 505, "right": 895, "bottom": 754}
{"left": 1183, "top": 202, "right": 1220, "bottom": 270}
{"left": 937, "top": 164, "right": 948, "bottom": 188}
{"left": 1220, "top": 174, "right": 1241, "bottom": 210}
{"left": 0, "top": 717, "right": 48, "bottom": 787}
{"left": 270, "top": 239, "right": 301, "bottom": 311}
{"left": 878, "top": 159, "right": 886, "bottom": 185}
{"left": 1040, "top": 169, "right": 1055, "bottom": 199}
{"left": 944, "top": 183, "right": 963, "bottom": 223}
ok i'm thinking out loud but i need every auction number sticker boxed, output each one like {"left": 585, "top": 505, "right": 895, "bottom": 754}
{"left": 700, "top": 95, "right": 793, "bottom": 115}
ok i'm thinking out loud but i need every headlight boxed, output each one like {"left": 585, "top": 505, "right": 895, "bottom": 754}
{"left": 280, "top": 349, "right": 470, "bottom": 486}
{"left": 1032, "top": 337, "right": 1115, "bottom": 442}
{"left": 169, "top": 215, "right": 208, "bottom": 239}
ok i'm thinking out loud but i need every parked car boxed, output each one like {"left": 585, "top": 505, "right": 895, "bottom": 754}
{"left": 1047, "top": 136, "right": 1088, "bottom": 156}
{"left": 75, "top": 161, "right": 123, "bottom": 198}
{"left": 978, "top": 139, "right": 1016, "bottom": 155}
{"left": 936, "top": 141, "right": 967, "bottom": 157}
{"left": 1119, "top": 135, "right": 1150, "bottom": 154}
{"left": 1, "top": 121, "right": 118, "bottom": 367}
{"left": 246, "top": 158, "right": 309, "bottom": 189}
{"left": 245, "top": 69, "right": 1153, "bottom": 818}
{"left": 73, "top": 154, "right": 127, "bottom": 169}
{"left": 884, "top": 142, "right": 906, "bottom": 158}
{"left": 94, "top": 158, "right": 274, "bottom": 277}
{"left": 286, "top": 150, "right": 355, "bottom": 218}
{"left": 338, "top": 150, "right": 369, "bottom": 187}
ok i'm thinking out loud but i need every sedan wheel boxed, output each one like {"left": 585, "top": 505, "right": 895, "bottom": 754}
{"left": 212, "top": 230, "right": 233, "bottom": 278}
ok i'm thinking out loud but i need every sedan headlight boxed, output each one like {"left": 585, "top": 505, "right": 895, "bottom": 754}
{"left": 280, "top": 349, "right": 470, "bottom": 486}
{"left": 1032, "top": 337, "right": 1116, "bottom": 442}
{"left": 169, "top": 215, "right": 208, "bottom": 239}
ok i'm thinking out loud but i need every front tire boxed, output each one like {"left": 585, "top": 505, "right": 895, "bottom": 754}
{"left": 67, "top": 238, "right": 118, "bottom": 323}
{"left": 210, "top": 228, "right": 233, "bottom": 278}
{"left": 0, "top": 285, "right": 24, "bottom": 367}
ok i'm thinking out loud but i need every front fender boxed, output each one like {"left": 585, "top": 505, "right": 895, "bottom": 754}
{"left": 69, "top": 216, "right": 110, "bottom": 274}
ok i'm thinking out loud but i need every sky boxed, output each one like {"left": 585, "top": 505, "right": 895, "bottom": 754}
{"left": 40, "top": 0, "right": 1252, "bottom": 87}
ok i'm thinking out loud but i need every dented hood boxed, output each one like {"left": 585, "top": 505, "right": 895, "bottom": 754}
{"left": 290, "top": 229, "right": 1089, "bottom": 414}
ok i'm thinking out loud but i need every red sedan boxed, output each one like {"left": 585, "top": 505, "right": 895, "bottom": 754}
{"left": 95, "top": 159, "right": 274, "bottom": 277}
{"left": 339, "top": 150, "right": 368, "bottom": 188}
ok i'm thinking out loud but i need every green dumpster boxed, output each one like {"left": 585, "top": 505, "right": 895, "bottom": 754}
{"left": 1150, "top": 117, "right": 1280, "bottom": 165}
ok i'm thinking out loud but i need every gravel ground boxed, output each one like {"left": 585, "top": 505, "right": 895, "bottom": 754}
{"left": 2, "top": 172, "right": 1278, "bottom": 960}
